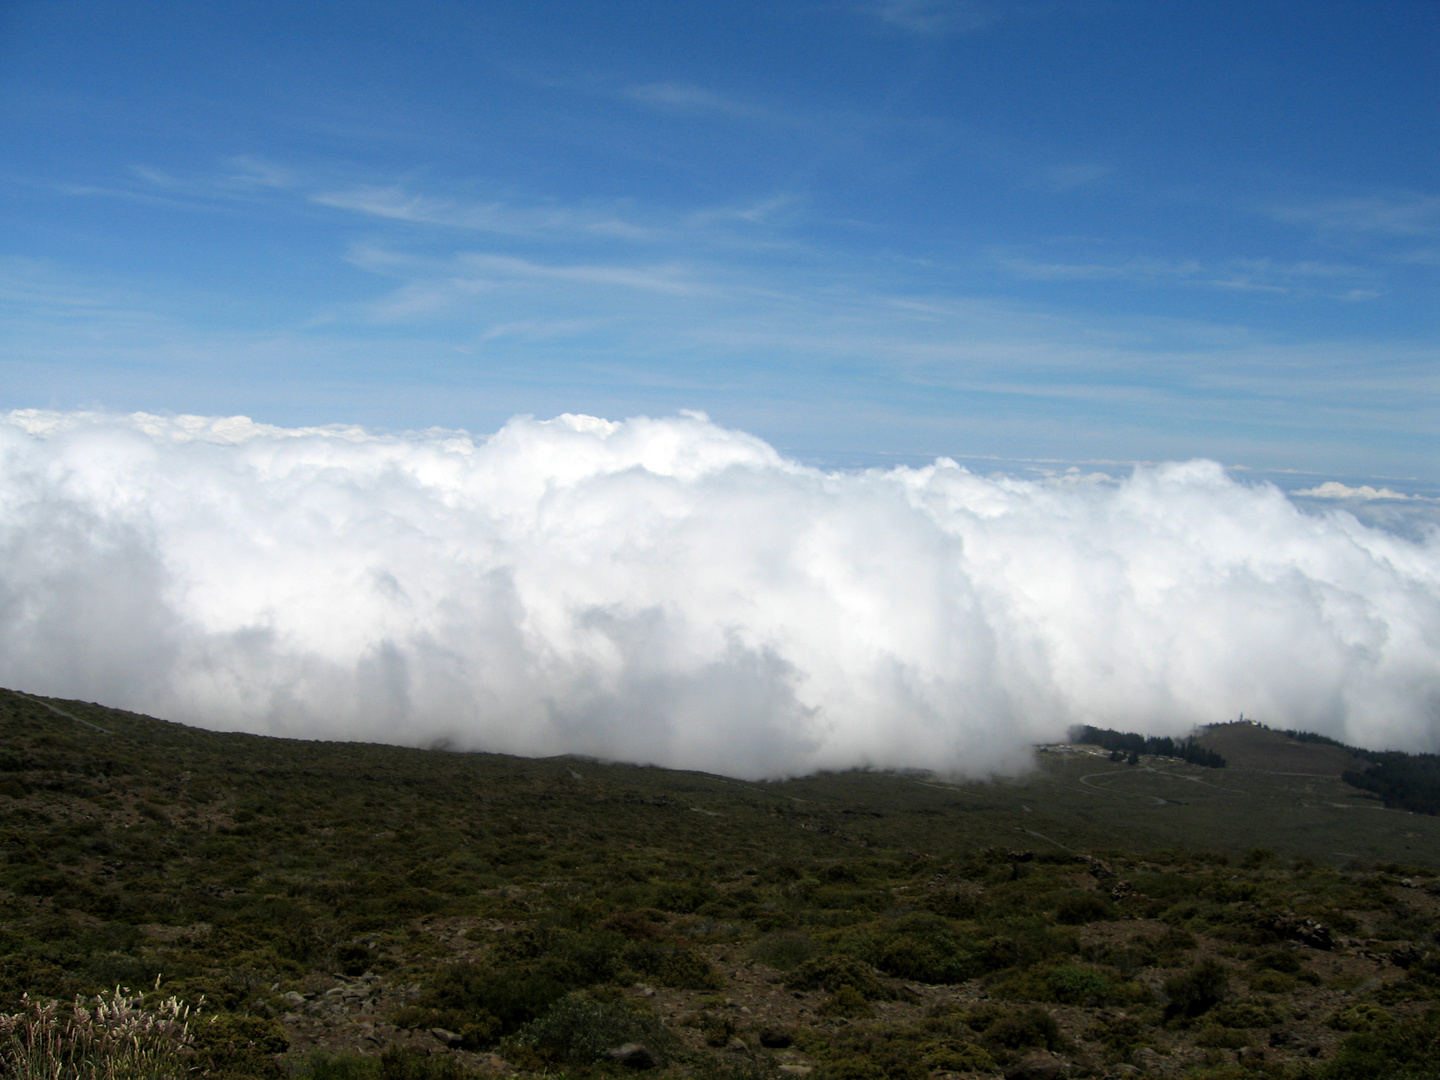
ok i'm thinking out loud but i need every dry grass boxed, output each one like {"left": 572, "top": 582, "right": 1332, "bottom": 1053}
{"left": 0, "top": 988, "right": 194, "bottom": 1080}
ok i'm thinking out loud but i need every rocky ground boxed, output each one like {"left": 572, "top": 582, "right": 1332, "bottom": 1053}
{"left": 265, "top": 896, "right": 1430, "bottom": 1078}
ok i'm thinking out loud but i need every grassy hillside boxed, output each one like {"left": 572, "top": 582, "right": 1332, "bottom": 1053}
{"left": 1, "top": 687, "right": 1437, "bottom": 1079}
{"left": 1192, "top": 725, "right": 1364, "bottom": 779}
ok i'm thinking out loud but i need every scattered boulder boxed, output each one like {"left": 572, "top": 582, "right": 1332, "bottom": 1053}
{"left": 1272, "top": 914, "right": 1332, "bottom": 950}
{"left": 1130, "top": 1047, "right": 1166, "bottom": 1073}
{"left": 429, "top": 1027, "right": 462, "bottom": 1049}
{"left": 1390, "top": 945, "right": 1423, "bottom": 969}
{"left": 606, "top": 1043, "right": 661, "bottom": 1070}
{"left": 1003, "top": 1049, "right": 1068, "bottom": 1080}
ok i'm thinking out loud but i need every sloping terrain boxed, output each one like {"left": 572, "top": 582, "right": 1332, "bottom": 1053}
{"left": 1192, "top": 725, "right": 1366, "bottom": 778}
{"left": 1, "top": 687, "right": 1437, "bottom": 1079}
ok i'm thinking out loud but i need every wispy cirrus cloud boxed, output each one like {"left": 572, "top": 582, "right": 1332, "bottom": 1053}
{"left": 313, "top": 180, "right": 813, "bottom": 261}
{"left": 225, "top": 155, "right": 298, "bottom": 190}
{"left": 1272, "top": 192, "right": 1440, "bottom": 240}
{"left": 998, "top": 251, "right": 1379, "bottom": 300}
{"left": 313, "top": 186, "right": 660, "bottom": 242}
{"left": 341, "top": 244, "right": 716, "bottom": 324}
{"left": 1043, "top": 163, "right": 1114, "bottom": 191}
{"left": 456, "top": 252, "right": 714, "bottom": 297}
{"left": 859, "top": 0, "right": 1007, "bottom": 35}
{"left": 623, "top": 81, "right": 769, "bottom": 121}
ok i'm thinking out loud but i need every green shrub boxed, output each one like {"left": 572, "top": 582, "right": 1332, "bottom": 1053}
{"left": 623, "top": 939, "right": 725, "bottom": 989}
{"left": 190, "top": 1012, "right": 289, "bottom": 1077}
{"left": 974, "top": 1005, "right": 1063, "bottom": 1056}
{"left": 832, "top": 913, "right": 975, "bottom": 984}
{"left": 398, "top": 961, "right": 568, "bottom": 1039}
{"left": 297, "top": 1050, "right": 379, "bottom": 1080}
{"left": 1045, "top": 963, "right": 1115, "bottom": 1006}
{"left": 297, "top": 1048, "right": 470, "bottom": 1080}
{"left": 991, "top": 960, "right": 1145, "bottom": 1008}
{"left": 1246, "top": 969, "right": 1297, "bottom": 993}
{"left": 749, "top": 931, "right": 821, "bottom": 971}
{"left": 980, "top": 919, "right": 1080, "bottom": 971}
{"left": 818, "top": 985, "right": 874, "bottom": 1019}
{"left": 1251, "top": 949, "right": 1302, "bottom": 974}
{"left": 1146, "top": 927, "right": 1197, "bottom": 966}
{"left": 921, "top": 1041, "right": 994, "bottom": 1073}
{"left": 651, "top": 880, "right": 720, "bottom": 914}
{"left": 1322, "top": 1009, "right": 1440, "bottom": 1080}
{"left": 1055, "top": 892, "right": 1115, "bottom": 925}
{"left": 1327, "top": 1003, "right": 1395, "bottom": 1032}
{"left": 1209, "top": 1000, "right": 1280, "bottom": 1029}
{"left": 1085, "top": 1013, "right": 1146, "bottom": 1057}
{"left": 786, "top": 954, "right": 893, "bottom": 1000}
{"left": 1081, "top": 940, "right": 1157, "bottom": 977}
{"left": 1194, "top": 1021, "right": 1249, "bottom": 1049}
{"left": 506, "top": 992, "right": 674, "bottom": 1067}
{"left": 1163, "top": 958, "right": 1229, "bottom": 1021}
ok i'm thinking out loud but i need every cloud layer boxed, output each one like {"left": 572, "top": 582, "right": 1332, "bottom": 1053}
{"left": 2, "top": 410, "right": 1436, "bottom": 776}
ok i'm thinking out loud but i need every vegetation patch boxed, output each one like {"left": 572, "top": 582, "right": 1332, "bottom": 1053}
{"left": 1, "top": 688, "right": 1437, "bottom": 1079}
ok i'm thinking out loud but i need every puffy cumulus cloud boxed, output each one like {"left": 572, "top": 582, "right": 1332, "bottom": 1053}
{"left": 1294, "top": 481, "right": 1418, "bottom": 501}
{"left": 1, "top": 409, "right": 1437, "bottom": 776}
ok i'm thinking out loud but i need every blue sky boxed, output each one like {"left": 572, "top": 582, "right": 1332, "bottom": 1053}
{"left": 2, "top": 0, "right": 1436, "bottom": 486}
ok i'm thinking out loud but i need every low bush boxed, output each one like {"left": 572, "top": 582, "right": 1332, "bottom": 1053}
{"left": 1322, "top": 1008, "right": 1440, "bottom": 1080}
{"left": 785, "top": 954, "right": 894, "bottom": 1000}
{"left": 827, "top": 913, "right": 974, "bottom": 984}
{"left": 1055, "top": 892, "right": 1115, "bottom": 925}
{"left": 749, "top": 931, "right": 821, "bottom": 971}
{"left": 505, "top": 992, "right": 675, "bottom": 1068}
{"left": 298, "top": 1047, "right": 471, "bottom": 1080}
{"left": 1084, "top": 1013, "right": 1147, "bottom": 1059}
{"left": 1164, "top": 958, "right": 1230, "bottom": 1021}
{"left": 1208, "top": 1000, "right": 1280, "bottom": 1029}
{"left": 818, "top": 985, "right": 874, "bottom": 1019}
{"left": 970, "top": 1004, "right": 1065, "bottom": 1059}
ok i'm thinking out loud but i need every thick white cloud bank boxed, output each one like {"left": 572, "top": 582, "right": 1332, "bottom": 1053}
{"left": 2, "top": 409, "right": 1437, "bottom": 777}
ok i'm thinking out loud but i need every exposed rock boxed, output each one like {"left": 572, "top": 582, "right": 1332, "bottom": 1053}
{"left": 429, "top": 1027, "right": 463, "bottom": 1048}
{"left": 1389, "top": 945, "right": 1423, "bottom": 968}
{"left": 1130, "top": 1047, "right": 1166, "bottom": 1073}
{"left": 1004, "top": 1050, "right": 1068, "bottom": 1080}
{"left": 606, "top": 1043, "right": 660, "bottom": 1069}
{"left": 777, "top": 1068, "right": 812, "bottom": 1077}
{"left": 1272, "top": 915, "right": 1333, "bottom": 950}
